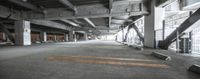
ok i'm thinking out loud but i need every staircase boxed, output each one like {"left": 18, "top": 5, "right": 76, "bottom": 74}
{"left": 158, "top": 8, "right": 200, "bottom": 49}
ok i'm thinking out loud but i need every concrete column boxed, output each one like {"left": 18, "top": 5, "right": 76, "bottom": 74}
{"left": 40, "top": 32, "right": 47, "bottom": 42}
{"left": 2, "top": 32, "right": 6, "bottom": 41}
{"left": 64, "top": 33, "right": 68, "bottom": 42}
{"left": 54, "top": 35, "right": 57, "bottom": 41}
{"left": 15, "top": 20, "right": 31, "bottom": 46}
{"left": 122, "top": 26, "right": 124, "bottom": 42}
{"left": 83, "top": 32, "right": 88, "bottom": 40}
{"left": 176, "top": 31, "right": 180, "bottom": 53}
{"left": 69, "top": 30, "right": 75, "bottom": 42}
{"left": 74, "top": 33, "right": 77, "bottom": 42}
{"left": 144, "top": 0, "right": 165, "bottom": 48}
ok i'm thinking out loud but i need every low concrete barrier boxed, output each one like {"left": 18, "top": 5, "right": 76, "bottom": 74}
{"left": 151, "top": 52, "right": 171, "bottom": 61}
{"left": 188, "top": 64, "right": 200, "bottom": 74}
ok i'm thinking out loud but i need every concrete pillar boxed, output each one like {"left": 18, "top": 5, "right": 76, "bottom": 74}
{"left": 144, "top": 0, "right": 165, "bottom": 48}
{"left": 83, "top": 32, "right": 88, "bottom": 40}
{"left": 15, "top": 20, "right": 31, "bottom": 46}
{"left": 122, "top": 26, "right": 125, "bottom": 42}
{"left": 40, "top": 32, "right": 47, "bottom": 42}
{"left": 64, "top": 33, "right": 68, "bottom": 42}
{"left": 74, "top": 34, "right": 77, "bottom": 42}
{"left": 176, "top": 31, "right": 180, "bottom": 53}
{"left": 54, "top": 35, "right": 57, "bottom": 41}
{"left": 2, "top": 32, "right": 6, "bottom": 41}
{"left": 69, "top": 30, "right": 75, "bottom": 42}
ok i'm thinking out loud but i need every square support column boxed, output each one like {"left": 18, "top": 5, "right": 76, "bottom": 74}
{"left": 2, "top": 32, "right": 6, "bottom": 41}
{"left": 64, "top": 33, "right": 68, "bottom": 42}
{"left": 144, "top": 0, "right": 165, "bottom": 48}
{"left": 74, "top": 33, "right": 77, "bottom": 42}
{"left": 69, "top": 30, "right": 75, "bottom": 42}
{"left": 83, "top": 32, "right": 88, "bottom": 40}
{"left": 15, "top": 20, "right": 31, "bottom": 46}
{"left": 40, "top": 32, "right": 47, "bottom": 42}
{"left": 54, "top": 35, "right": 57, "bottom": 41}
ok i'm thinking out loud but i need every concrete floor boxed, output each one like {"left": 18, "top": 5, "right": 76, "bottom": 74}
{"left": 0, "top": 40, "right": 199, "bottom": 79}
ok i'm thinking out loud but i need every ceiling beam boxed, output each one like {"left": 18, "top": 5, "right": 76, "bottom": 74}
{"left": 112, "top": 18, "right": 133, "bottom": 22}
{"left": 156, "top": 0, "right": 176, "bottom": 7}
{"left": 113, "top": 0, "right": 146, "bottom": 5}
{"left": 60, "top": 19, "right": 80, "bottom": 27}
{"left": 26, "top": 11, "right": 148, "bottom": 20}
{"left": 31, "top": 20, "right": 71, "bottom": 31}
{"left": 72, "top": 19, "right": 82, "bottom": 24}
{"left": 7, "top": 0, "right": 43, "bottom": 13}
{"left": 75, "top": 26, "right": 97, "bottom": 33}
{"left": 83, "top": 18, "right": 96, "bottom": 28}
{"left": 96, "top": 26, "right": 117, "bottom": 30}
{"left": 58, "top": 0, "right": 77, "bottom": 12}
{"left": 25, "top": 3, "right": 148, "bottom": 20}
{"left": 0, "top": 5, "right": 20, "bottom": 20}
{"left": 115, "top": 0, "right": 145, "bottom": 2}
{"left": 111, "top": 22, "right": 124, "bottom": 25}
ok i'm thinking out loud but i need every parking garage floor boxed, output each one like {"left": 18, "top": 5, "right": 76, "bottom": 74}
{"left": 0, "top": 40, "right": 199, "bottom": 79}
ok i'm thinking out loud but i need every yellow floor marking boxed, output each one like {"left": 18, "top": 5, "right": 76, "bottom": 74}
{"left": 76, "top": 60, "right": 169, "bottom": 68}
{"left": 47, "top": 55, "right": 157, "bottom": 62}
{"left": 47, "top": 55, "right": 169, "bottom": 68}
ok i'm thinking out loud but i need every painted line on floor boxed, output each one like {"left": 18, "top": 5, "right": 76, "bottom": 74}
{"left": 76, "top": 60, "right": 169, "bottom": 68}
{"left": 47, "top": 55, "right": 169, "bottom": 68}
{"left": 47, "top": 55, "right": 157, "bottom": 62}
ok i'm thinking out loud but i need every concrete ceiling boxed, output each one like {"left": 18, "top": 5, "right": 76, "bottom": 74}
{"left": 0, "top": 0, "right": 149, "bottom": 35}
